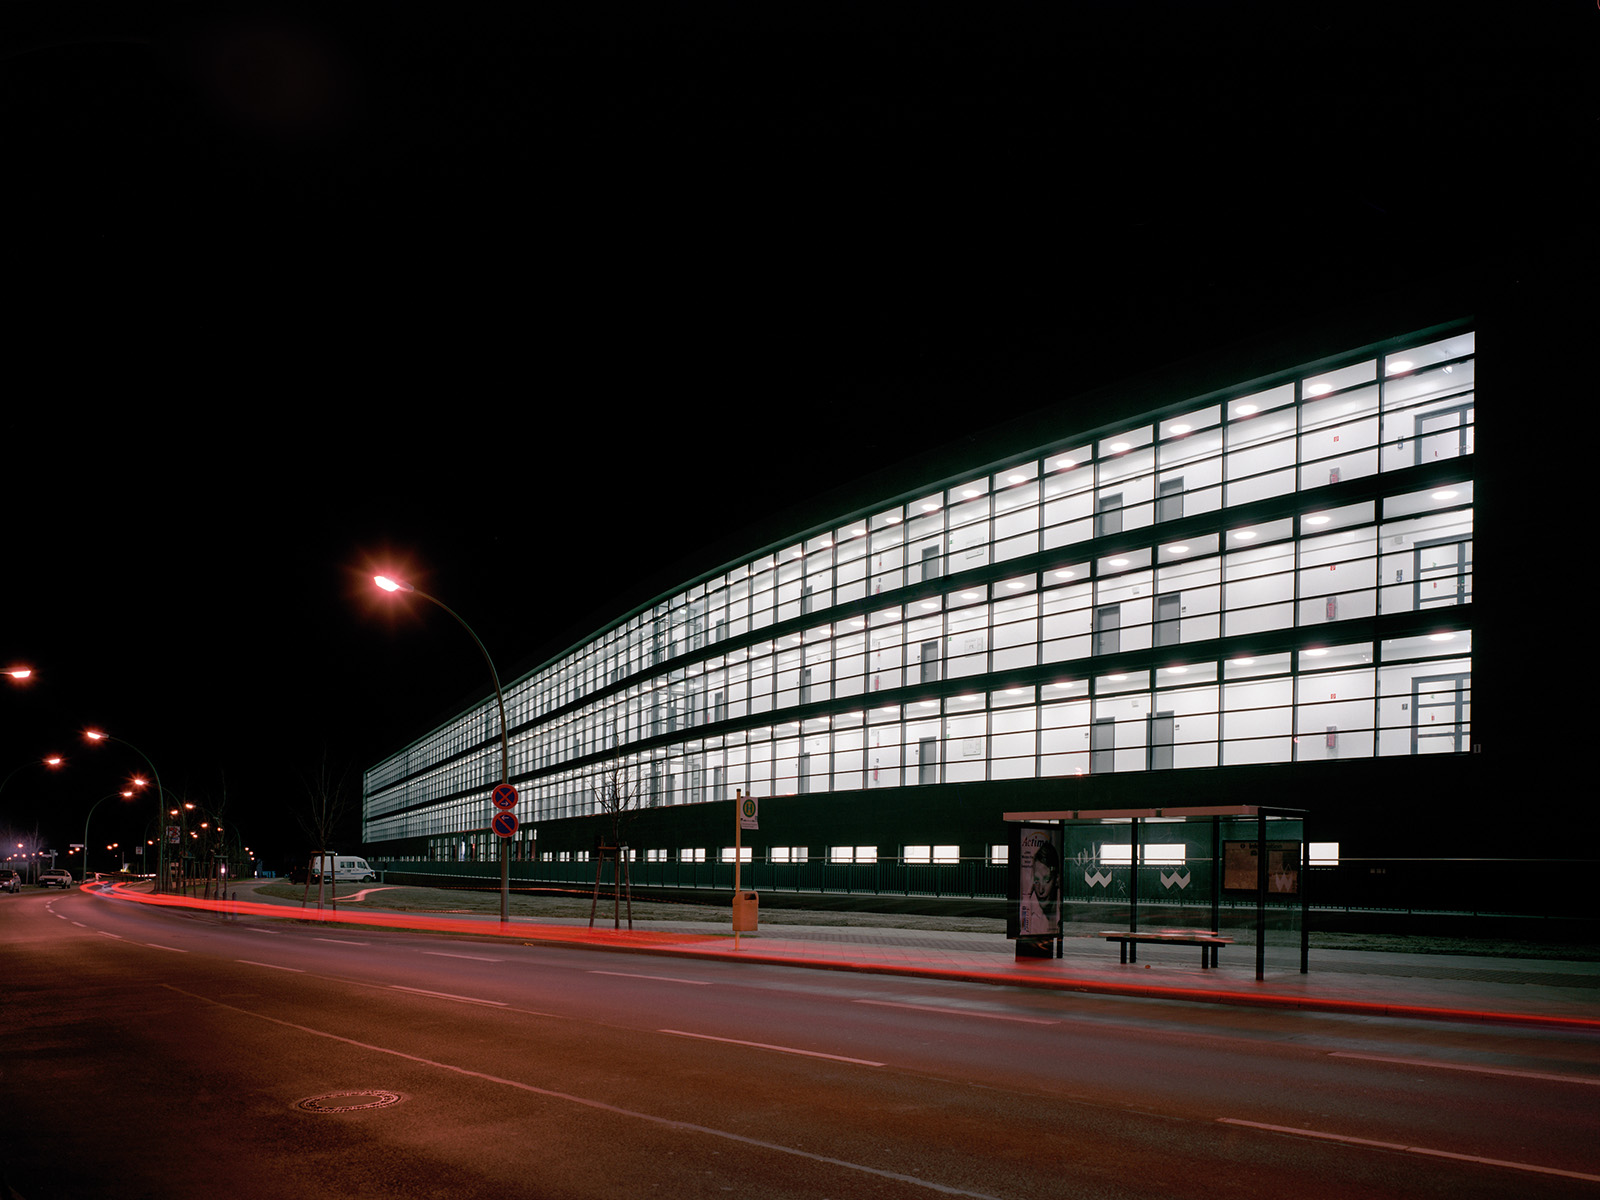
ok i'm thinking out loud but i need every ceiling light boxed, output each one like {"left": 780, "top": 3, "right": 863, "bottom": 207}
{"left": 1306, "top": 383, "right": 1332, "bottom": 396}
{"left": 1431, "top": 490, "right": 1459, "bottom": 501}
{"left": 1109, "top": 441, "right": 1131, "bottom": 453}
{"left": 1109, "top": 557, "right": 1129, "bottom": 567}
{"left": 1235, "top": 403, "right": 1258, "bottom": 416}
{"left": 1233, "top": 530, "right": 1257, "bottom": 541}
{"left": 1305, "top": 514, "right": 1330, "bottom": 526}
{"left": 1428, "top": 632, "right": 1456, "bottom": 642}
{"left": 1387, "top": 359, "right": 1414, "bottom": 374}
{"left": 1169, "top": 423, "right": 1192, "bottom": 435}
{"left": 1167, "top": 544, "right": 1188, "bottom": 554}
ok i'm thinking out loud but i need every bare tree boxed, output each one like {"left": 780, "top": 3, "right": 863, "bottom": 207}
{"left": 589, "top": 747, "right": 641, "bottom": 929}
{"left": 297, "top": 754, "right": 357, "bottom": 914}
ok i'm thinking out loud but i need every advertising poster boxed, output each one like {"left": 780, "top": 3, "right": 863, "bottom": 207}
{"left": 1223, "top": 840, "right": 1302, "bottom": 894}
{"left": 1014, "top": 825, "right": 1063, "bottom": 938}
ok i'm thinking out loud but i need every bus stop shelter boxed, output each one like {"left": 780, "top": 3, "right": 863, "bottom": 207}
{"left": 1003, "top": 805, "right": 1310, "bottom": 980}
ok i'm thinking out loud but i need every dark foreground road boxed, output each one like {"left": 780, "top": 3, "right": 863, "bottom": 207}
{"left": 4, "top": 886, "right": 1598, "bottom": 1199}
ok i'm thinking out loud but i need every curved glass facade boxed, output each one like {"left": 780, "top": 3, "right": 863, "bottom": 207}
{"left": 364, "top": 322, "right": 1476, "bottom": 863}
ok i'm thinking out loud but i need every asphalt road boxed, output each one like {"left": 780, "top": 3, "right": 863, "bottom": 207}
{"left": 5, "top": 886, "right": 1598, "bottom": 1199}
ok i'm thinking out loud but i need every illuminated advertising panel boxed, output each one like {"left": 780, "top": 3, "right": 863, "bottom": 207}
{"left": 1007, "top": 824, "right": 1063, "bottom": 939}
{"left": 1223, "top": 840, "right": 1302, "bottom": 894}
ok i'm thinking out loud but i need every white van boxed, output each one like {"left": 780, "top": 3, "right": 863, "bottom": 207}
{"left": 311, "top": 854, "right": 377, "bottom": 883}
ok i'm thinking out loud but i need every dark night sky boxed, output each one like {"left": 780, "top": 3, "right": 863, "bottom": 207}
{"left": 4, "top": 1, "right": 1592, "bottom": 868}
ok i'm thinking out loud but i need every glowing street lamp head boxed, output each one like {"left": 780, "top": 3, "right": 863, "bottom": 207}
{"left": 5, "top": 668, "right": 33, "bottom": 681}
{"left": 44, "top": 756, "right": 62, "bottom": 767}
{"left": 374, "top": 575, "right": 415, "bottom": 594}
{"left": 85, "top": 730, "right": 106, "bottom": 742}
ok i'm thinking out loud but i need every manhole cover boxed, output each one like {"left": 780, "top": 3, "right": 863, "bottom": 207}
{"left": 295, "top": 1090, "right": 405, "bottom": 1113}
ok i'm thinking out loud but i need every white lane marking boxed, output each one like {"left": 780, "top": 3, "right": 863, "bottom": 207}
{"left": 164, "top": 987, "right": 989, "bottom": 1199}
{"left": 145, "top": 943, "right": 188, "bottom": 953}
{"left": 242, "top": 927, "right": 281, "bottom": 935}
{"left": 99, "top": 932, "right": 124, "bottom": 940}
{"left": 590, "top": 970, "right": 712, "bottom": 986}
{"left": 72, "top": 921, "right": 87, "bottom": 928}
{"left": 1330, "top": 1051, "right": 1600, "bottom": 1087}
{"left": 420, "top": 951, "right": 501, "bottom": 962}
{"left": 315, "top": 938, "right": 370, "bottom": 946}
{"left": 660, "top": 1029, "right": 884, "bottom": 1067}
{"left": 854, "top": 999, "right": 1058, "bottom": 1025}
{"left": 237, "top": 960, "right": 305, "bottom": 973}
{"left": 1219, "top": 1118, "right": 1600, "bottom": 1183}
{"left": 390, "top": 986, "right": 507, "bottom": 1007}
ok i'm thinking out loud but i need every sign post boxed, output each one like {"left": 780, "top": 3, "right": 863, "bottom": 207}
{"left": 733, "top": 792, "right": 759, "bottom": 947}
{"left": 492, "top": 783, "right": 518, "bottom": 924}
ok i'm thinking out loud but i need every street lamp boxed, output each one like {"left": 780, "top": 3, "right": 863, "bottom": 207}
{"left": 84, "top": 731, "right": 170, "bottom": 893}
{"left": 0, "top": 754, "right": 64, "bottom": 800}
{"left": 84, "top": 787, "right": 139, "bottom": 880}
{"left": 374, "top": 573, "right": 513, "bottom": 926}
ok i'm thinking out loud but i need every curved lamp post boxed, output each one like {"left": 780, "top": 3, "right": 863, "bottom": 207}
{"left": 85, "top": 731, "right": 170, "bottom": 893}
{"left": 375, "top": 574, "right": 512, "bottom": 926}
{"left": 0, "top": 755, "right": 63, "bottom": 800}
{"left": 84, "top": 788, "right": 138, "bottom": 879}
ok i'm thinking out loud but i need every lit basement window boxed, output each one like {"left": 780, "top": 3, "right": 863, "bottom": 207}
{"left": 933, "top": 845, "right": 959, "bottom": 864}
{"left": 1100, "top": 844, "right": 1185, "bottom": 864}
{"left": 1309, "top": 842, "right": 1340, "bottom": 866}
{"left": 990, "top": 844, "right": 1009, "bottom": 865}
{"left": 719, "top": 847, "right": 753, "bottom": 863}
{"left": 904, "top": 845, "right": 931, "bottom": 863}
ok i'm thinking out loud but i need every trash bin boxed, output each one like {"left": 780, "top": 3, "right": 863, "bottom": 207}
{"left": 732, "top": 890, "right": 759, "bottom": 932}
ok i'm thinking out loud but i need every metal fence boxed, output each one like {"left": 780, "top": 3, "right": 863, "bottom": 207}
{"left": 368, "top": 856, "right": 1599, "bottom": 919}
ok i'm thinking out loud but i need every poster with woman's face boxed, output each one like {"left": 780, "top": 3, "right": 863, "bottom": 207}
{"left": 1018, "top": 826, "right": 1063, "bottom": 937}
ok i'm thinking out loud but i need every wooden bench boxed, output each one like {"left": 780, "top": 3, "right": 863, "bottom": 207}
{"left": 1101, "top": 929, "right": 1234, "bottom": 968}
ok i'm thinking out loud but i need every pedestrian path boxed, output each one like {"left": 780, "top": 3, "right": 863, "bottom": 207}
{"left": 217, "top": 880, "right": 1600, "bottom": 1031}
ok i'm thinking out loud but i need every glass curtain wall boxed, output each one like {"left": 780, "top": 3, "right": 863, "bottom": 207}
{"left": 366, "top": 327, "right": 1476, "bottom": 851}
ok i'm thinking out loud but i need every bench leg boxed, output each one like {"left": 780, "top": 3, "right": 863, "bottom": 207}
{"left": 1119, "top": 941, "right": 1128, "bottom": 964}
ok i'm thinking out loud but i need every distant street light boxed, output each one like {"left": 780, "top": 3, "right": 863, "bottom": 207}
{"left": 5, "top": 667, "right": 34, "bottom": 681}
{"left": 85, "top": 731, "right": 171, "bottom": 893}
{"left": 373, "top": 573, "right": 512, "bottom": 926}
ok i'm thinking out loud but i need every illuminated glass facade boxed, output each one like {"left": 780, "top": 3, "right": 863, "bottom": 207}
{"left": 364, "top": 322, "right": 1476, "bottom": 867}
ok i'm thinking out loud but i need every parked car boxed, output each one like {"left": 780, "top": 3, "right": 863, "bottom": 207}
{"left": 38, "top": 869, "right": 73, "bottom": 888}
{"left": 1, "top": 871, "right": 20, "bottom": 893}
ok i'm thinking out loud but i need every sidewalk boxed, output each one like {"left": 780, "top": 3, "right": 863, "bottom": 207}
{"left": 224, "top": 881, "right": 1600, "bottom": 1031}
